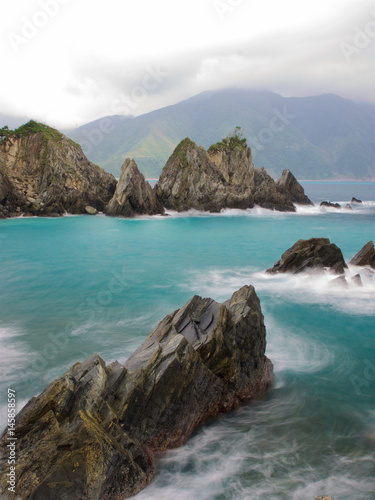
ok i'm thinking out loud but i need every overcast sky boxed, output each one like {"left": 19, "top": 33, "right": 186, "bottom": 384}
{"left": 1, "top": 0, "right": 374, "bottom": 128}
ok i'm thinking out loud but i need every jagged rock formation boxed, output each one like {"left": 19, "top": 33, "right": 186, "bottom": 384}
{"left": 0, "top": 286, "right": 273, "bottom": 499}
{"left": 0, "top": 121, "right": 116, "bottom": 218}
{"left": 105, "top": 158, "right": 164, "bottom": 217}
{"left": 155, "top": 136, "right": 312, "bottom": 213}
{"left": 266, "top": 238, "right": 347, "bottom": 275}
{"left": 252, "top": 166, "right": 295, "bottom": 212}
{"left": 276, "top": 169, "right": 314, "bottom": 206}
{"left": 351, "top": 197, "right": 362, "bottom": 204}
{"left": 350, "top": 241, "right": 375, "bottom": 268}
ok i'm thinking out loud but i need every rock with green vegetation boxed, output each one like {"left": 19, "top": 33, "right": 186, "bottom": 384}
{"left": 349, "top": 241, "right": 375, "bottom": 268}
{"left": 0, "top": 286, "right": 273, "bottom": 499}
{"left": 105, "top": 158, "right": 164, "bottom": 217}
{"left": 155, "top": 132, "right": 311, "bottom": 213}
{"left": 0, "top": 120, "right": 117, "bottom": 218}
{"left": 266, "top": 237, "right": 347, "bottom": 275}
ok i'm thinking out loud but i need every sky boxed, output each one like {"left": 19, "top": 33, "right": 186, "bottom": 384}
{"left": 1, "top": 0, "right": 374, "bottom": 129}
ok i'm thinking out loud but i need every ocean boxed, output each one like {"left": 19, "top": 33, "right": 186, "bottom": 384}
{"left": 0, "top": 182, "right": 374, "bottom": 500}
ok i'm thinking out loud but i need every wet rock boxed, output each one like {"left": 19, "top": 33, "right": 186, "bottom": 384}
{"left": 0, "top": 286, "right": 273, "bottom": 499}
{"left": 320, "top": 201, "right": 341, "bottom": 209}
{"left": 105, "top": 158, "right": 164, "bottom": 217}
{"left": 345, "top": 203, "right": 352, "bottom": 210}
{"left": 351, "top": 197, "right": 362, "bottom": 203}
{"left": 266, "top": 237, "right": 347, "bottom": 275}
{"left": 329, "top": 275, "right": 348, "bottom": 288}
{"left": 349, "top": 241, "right": 375, "bottom": 269}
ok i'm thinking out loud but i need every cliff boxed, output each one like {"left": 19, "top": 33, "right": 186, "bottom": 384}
{"left": 0, "top": 286, "right": 273, "bottom": 499}
{"left": 0, "top": 121, "right": 117, "bottom": 218}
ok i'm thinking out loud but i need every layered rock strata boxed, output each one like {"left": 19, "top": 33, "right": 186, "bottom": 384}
{"left": 0, "top": 286, "right": 273, "bottom": 499}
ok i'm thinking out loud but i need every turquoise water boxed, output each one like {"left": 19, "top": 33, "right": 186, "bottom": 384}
{"left": 0, "top": 183, "right": 374, "bottom": 499}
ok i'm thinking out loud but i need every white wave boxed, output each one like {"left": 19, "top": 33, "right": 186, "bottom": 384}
{"left": 184, "top": 265, "right": 375, "bottom": 316}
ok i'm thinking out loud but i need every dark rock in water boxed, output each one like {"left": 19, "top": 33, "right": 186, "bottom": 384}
{"left": 345, "top": 203, "right": 352, "bottom": 210}
{"left": 0, "top": 121, "right": 117, "bottom": 218}
{"left": 350, "top": 274, "right": 363, "bottom": 287}
{"left": 350, "top": 241, "right": 375, "bottom": 269}
{"left": 320, "top": 201, "right": 341, "bottom": 209}
{"left": 0, "top": 286, "right": 273, "bottom": 499}
{"left": 155, "top": 135, "right": 310, "bottom": 213}
{"left": 351, "top": 197, "right": 362, "bottom": 203}
{"left": 105, "top": 158, "right": 164, "bottom": 217}
{"left": 266, "top": 237, "right": 347, "bottom": 275}
{"left": 329, "top": 275, "right": 348, "bottom": 288}
{"left": 276, "top": 169, "right": 313, "bottom": 206}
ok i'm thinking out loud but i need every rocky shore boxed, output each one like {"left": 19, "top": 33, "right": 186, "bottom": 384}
{"left": 0, "top": 123, "right": 313, "bottom": 218}
{"left": 0, "top": 286, "right": 273, "bottom": 499}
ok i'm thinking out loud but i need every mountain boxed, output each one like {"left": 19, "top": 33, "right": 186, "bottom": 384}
{"left": 67, "top": 89, "right": 375, "bottom": 180}
{"left": 0, "top": 121, "right": 116, "bottom": 218}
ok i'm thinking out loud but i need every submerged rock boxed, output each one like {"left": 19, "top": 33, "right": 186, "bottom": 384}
{"left": 329, "top": 275, "right": 348, "bottom": 288}
{"left": 0, "top": 286, "right": 273, "bottom": 499}
{"left": 266, "top": 237, "right": 347, "bottom": 275}
{"left": 350, "top": 274, "right": 363, "bottom": 287}
{"left": 0, "top": 121, "right": 116, "bottom": 218}
{"left": 105, "top": 158, "right": 164, "bottom": 217}
{"left": 349, "top": 241, "right": 375, "bottom": 269}
{"left": 155, "top": 135, "right": 311, "bottom": 213}
{"left": 320, "top": 201, "right": 341, "bottom": 209}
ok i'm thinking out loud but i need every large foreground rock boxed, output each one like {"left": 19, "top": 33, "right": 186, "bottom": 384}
{"left": 266, "top": 237, "right": 347, "bottom": 275}
{"left": 0, "top": 121, "right": 116, "bottom": 217}
{"left": 155, "top": 135, "right": 312, "bottom": 213}
{"left": 105, "top": 158, "right": 164, "bottom": 217}
{"left": 0, "top": 286, "right": 273, "bottom": 499}
{"left": 349, "top": 241, "right": 375, "bottom": 268}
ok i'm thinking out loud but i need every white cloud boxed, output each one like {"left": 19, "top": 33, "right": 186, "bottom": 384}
{"left": 0, "top": 0, "right": 373, "bottom": 128}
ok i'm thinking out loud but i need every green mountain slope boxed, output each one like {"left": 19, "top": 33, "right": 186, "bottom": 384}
{"left": 68, "top": 89, "right": 375, "bottom": 180}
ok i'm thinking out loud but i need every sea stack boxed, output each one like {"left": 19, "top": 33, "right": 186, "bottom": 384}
{"left": 155, "top": 133, "right": 312, "bottom": 213}
{"left": 0, "top": 286, "right": 273, "bottom": 499}
{"left": 0, "top": 121, "right": 116, "bottom": 217}
{"left": 105, "top": 158, "right": 164, "bottom": 217}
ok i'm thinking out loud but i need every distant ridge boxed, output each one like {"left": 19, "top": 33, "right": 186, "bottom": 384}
{"left": 67, "top": 89, "right": 375, "bottom": 181}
